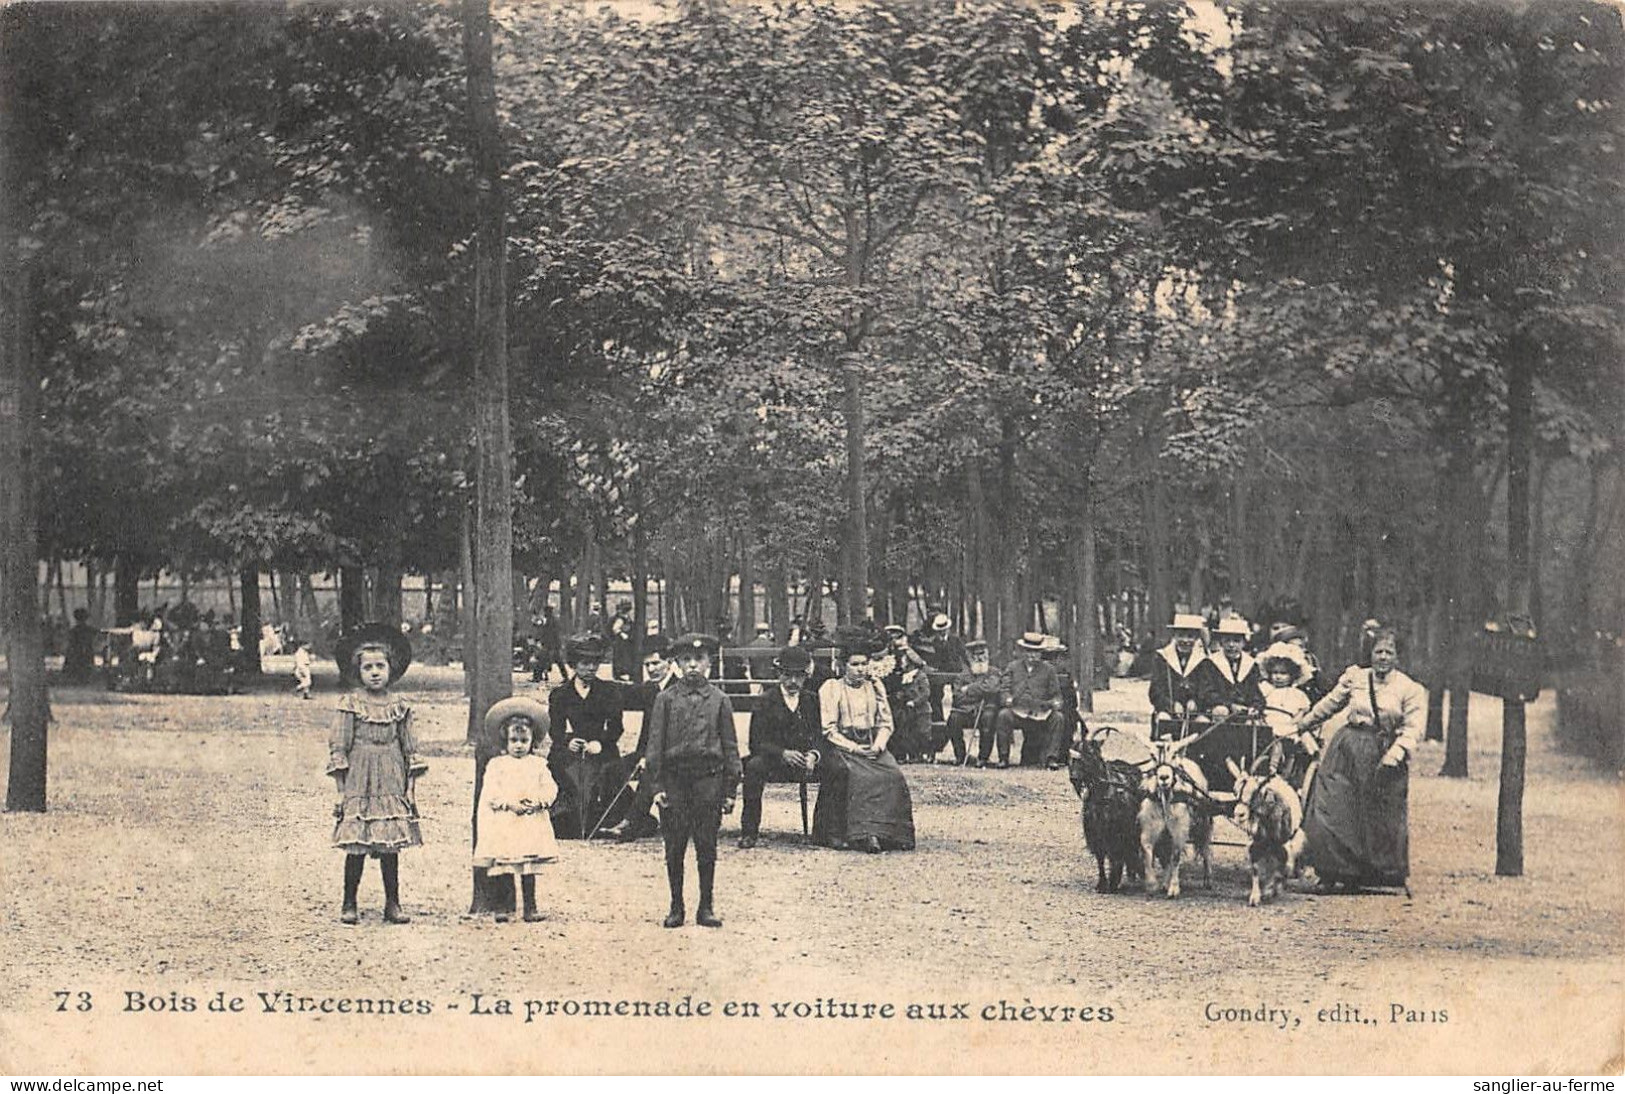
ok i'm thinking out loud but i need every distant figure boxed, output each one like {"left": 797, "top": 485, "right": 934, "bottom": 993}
{"left": 63, "top": 608, "right": 98, "bottom": 682}
{"left": 291, "top": 640, "right": 314, "bottom": 700}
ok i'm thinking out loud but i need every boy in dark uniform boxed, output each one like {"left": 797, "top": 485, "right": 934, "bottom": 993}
{"left": 643, "top": 633, "right": 741, "bottom": 928}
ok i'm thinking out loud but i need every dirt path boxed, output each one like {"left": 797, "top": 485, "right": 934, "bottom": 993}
{"left": 2, "top": 669, "right": 1619, "bottom": 1073}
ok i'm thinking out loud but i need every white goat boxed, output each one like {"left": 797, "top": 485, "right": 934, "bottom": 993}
{"left": 1226, "top": 757, "right": 1306, "bottom": 907}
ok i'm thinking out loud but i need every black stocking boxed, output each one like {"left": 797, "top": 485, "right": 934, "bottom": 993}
{"left": 343, "top": 854, "right": 365, "bottom": 907}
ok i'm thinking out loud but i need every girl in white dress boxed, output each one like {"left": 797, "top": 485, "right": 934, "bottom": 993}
{"left": 474, "top": 714, "right": 559, "bottom": 923}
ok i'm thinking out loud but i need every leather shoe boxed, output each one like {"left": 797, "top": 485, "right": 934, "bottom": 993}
{"left": 495, "top": 911, "right": 512, "bottom": 923}
{"left": 736, "top": 835, "right": 758, "bottom": 850}
{"left": 340, "top": 905, "right": 359, "bottom": 925}
{"left": 383, "top": 903, "right": 411, "bottom": 924}
{"left": 863, "top": 836, "right": 883, "bottom": 854}
{"left": 696, "top": 906, "right": 722, "bottom": 928}
{"left": 523, "top": 910, "right": 545, "bottom": 923}
{"left": 662, "top": 906, "right": 685, "bottom": 928}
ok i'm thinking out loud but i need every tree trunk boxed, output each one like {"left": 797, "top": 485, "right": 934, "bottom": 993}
{"left": 114, "top": 554, "right": 140, "bottom": 626}
{"left": 375, "top": 566, "right": 403, "bottom": 627}
{"left": 841, "top": 356, "right": 870, "bottom": 623}
{"left": 1145, "top": 470, "right": 1172, "bottom": 635}
{"left": 736, "top": 534, "right": 756, "bottom": 641}
{"left": 463, "top": 0, "right": 514, "bottom": 745}
{"left": 1496, "top": 336, "right": 1534, "bottom": 877}
{"left": 631, "top": 505, "right": 648, "bottom": 664}
{"left": 1439, "top": 446, "right": 1477, "bottom": 778}
{"left": 463, "top": 0, "right": 516, "bottom": 914}
{"left": 1073, "top": 477, "right": 1098, "bottom": 713}
{"left": 238, "top": 568, "right": 262, "bottom": 676}
{"left": 1229, "top": 477, "right": 1253, "bottom": 610}
{"left": 460, "top": 502, "right": 477, "bottom": 695}
{"left": 767, "top": 558, "right": 789, "bottom": 644}
{"left": 2, "top": 239, "right": 49, "bottom": 813}
{"left": 339, "top": 565, "right": 366, "bottom": 633}
{"left": 86, "top": 558, "right": 102, "bottom": 626}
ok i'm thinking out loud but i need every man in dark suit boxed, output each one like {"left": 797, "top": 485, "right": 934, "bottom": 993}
{"left": 737, "top": 646, "right": 823, "bottom": 849}
{"left": 547, "top": 634, "right": 627, "bottom": 839}
{"left": 603, "top": 641, "right": 676, "bottom": 842}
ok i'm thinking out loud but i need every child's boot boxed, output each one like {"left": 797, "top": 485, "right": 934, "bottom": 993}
{"left": 521, "top": 875, "right": 543, "bottom": 922}
{"left": 496, "top": 876, "right": 520, "bottom": 923}
{"left": 695, "top": 861, "right": 721, "bottom": 928}
{"left": 380, "top": 853, "right": 410, "bottom": 924}
{"left": 341, "top": 854, "right": 364, "bottom": 924}
{"left": 662, "top": 860, "right": 685, "bottom": 928}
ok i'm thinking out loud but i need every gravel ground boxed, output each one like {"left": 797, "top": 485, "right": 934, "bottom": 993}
{"left": 2, "top": 666, "right": 1620, "bottom": 1074}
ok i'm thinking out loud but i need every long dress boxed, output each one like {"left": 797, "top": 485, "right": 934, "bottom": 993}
{"left": 473, "top": 754, "right": 560, "bottom": 875}
{"left": 328, "top": 692, "right": 426, "bottom": 856}
{"left": 1299, "top": 665, "right": 1426, "bottom": 887}
{"left": 812, "top": 677, "right": 916, "bottom": 851}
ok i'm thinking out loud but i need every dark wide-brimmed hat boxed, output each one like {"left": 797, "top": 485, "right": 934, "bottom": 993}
{"left": 565, "top": 633, "right": 608, "bottom": 661}
{"left": 832, "top": 624, "right": 884, "bottom": 660}
{"left": 669, "top": 632, "right": 720, "bottom": 658}
{"left": 1015, "top": 631, "right": 1048, "bottom": 651}
{"left": 483, "top": 695, "right": 548, "bottom": 739}
{"left": 335, "top": 622, "right": 413, "bottom": 683}
{"left": 773, "top": 646, "right": 812, "bottom": 674}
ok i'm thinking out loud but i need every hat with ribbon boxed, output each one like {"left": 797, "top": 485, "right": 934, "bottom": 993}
{"left": 1016, "top": 631, "right": 1048, "bottom": 651}
{"left": 483, "top": 695, "right": 548, "bottom": 739}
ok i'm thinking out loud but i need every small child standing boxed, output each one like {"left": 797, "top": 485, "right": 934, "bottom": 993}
{"left": 328, "top": 625, "right": 424, "bottom": 925}
{"left": 292, "top": 640, "right": 314, "bottom": 700}
{"left": 474, "top": 696, "right": 558, "bottom": 923}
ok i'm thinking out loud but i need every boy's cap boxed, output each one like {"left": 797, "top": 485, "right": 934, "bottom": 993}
{"left": 670, "top": 633, "right": 720, "bottom": 657}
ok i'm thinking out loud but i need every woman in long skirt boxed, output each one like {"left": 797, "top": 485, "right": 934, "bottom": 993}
{"left": 1296, "top": 627, "right": 1426, "bottom": 892}
{"left": 812, "top": 642, "right": 916, "bottom": 853}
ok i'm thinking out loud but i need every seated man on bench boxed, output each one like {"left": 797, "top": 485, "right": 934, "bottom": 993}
{"left": 737, "top": 645, "right": 823, "bottom": 849}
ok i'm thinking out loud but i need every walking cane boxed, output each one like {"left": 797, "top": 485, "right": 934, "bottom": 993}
{"left": 576, "top": 751, "right": 588, "bottom": 841}
{"left": 961, "top": 699, "right": 987, "bottom": 766}
{"left": 588, "top": 758, "right": 644, "bottom": 841}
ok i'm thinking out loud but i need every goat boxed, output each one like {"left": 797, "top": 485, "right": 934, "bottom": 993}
{"left": 1226, "top": 757, "right": 1306, "bottom": 907}
{"left": 1069, "top": 727, "right": 1145, "bottom": 893}
{"left": 1135, "top": 735, "right": 1213, "bottom": 899}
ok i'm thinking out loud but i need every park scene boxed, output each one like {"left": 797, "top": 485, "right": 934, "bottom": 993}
{"left": 1, "top": 0, "right": 1621, "bottom": 1076}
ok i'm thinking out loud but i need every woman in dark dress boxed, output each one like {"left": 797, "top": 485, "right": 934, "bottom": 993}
{"left": 811, "top": 642, "right": 916, "bottom": 853}
{"left": 1296, "top": 628, "right": 1426, "bottom": 892}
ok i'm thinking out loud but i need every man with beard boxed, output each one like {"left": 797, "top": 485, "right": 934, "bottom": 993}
{"left": 948, "top": 639, "right": 1002, "bottom": 766}
{"left": 644, "top": 633, "right": 741, "bottom": 927}
{"left": 994, "top": 632, "right": 1065, "bottom": 768}
{"left": 737, "top": 646, "right": 823, "bottom": 848}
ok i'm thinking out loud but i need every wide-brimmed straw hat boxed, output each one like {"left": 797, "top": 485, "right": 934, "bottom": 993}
{"left": 1016, "top": 632, "right": 1048, "bottom": 651}
{"left": 335, "top": 622, "right": 413, "bottom": 683}
{"left": 1215, "top": 617, "right": 1251, "bottom": 637}
{"left": 483, "top": 695, "right": 548, "bottom": 738}
{"left": 1168, "top": 614, "right": 1205, "bottom": 632}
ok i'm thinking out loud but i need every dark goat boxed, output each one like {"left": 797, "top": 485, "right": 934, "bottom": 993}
{"left": 1070, "top": 728, "right": 1145, "bottom": 893}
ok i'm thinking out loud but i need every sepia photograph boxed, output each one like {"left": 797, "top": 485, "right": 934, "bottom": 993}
{"left": 1, "top": 0, "right": 1621, "bottom": 1078}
